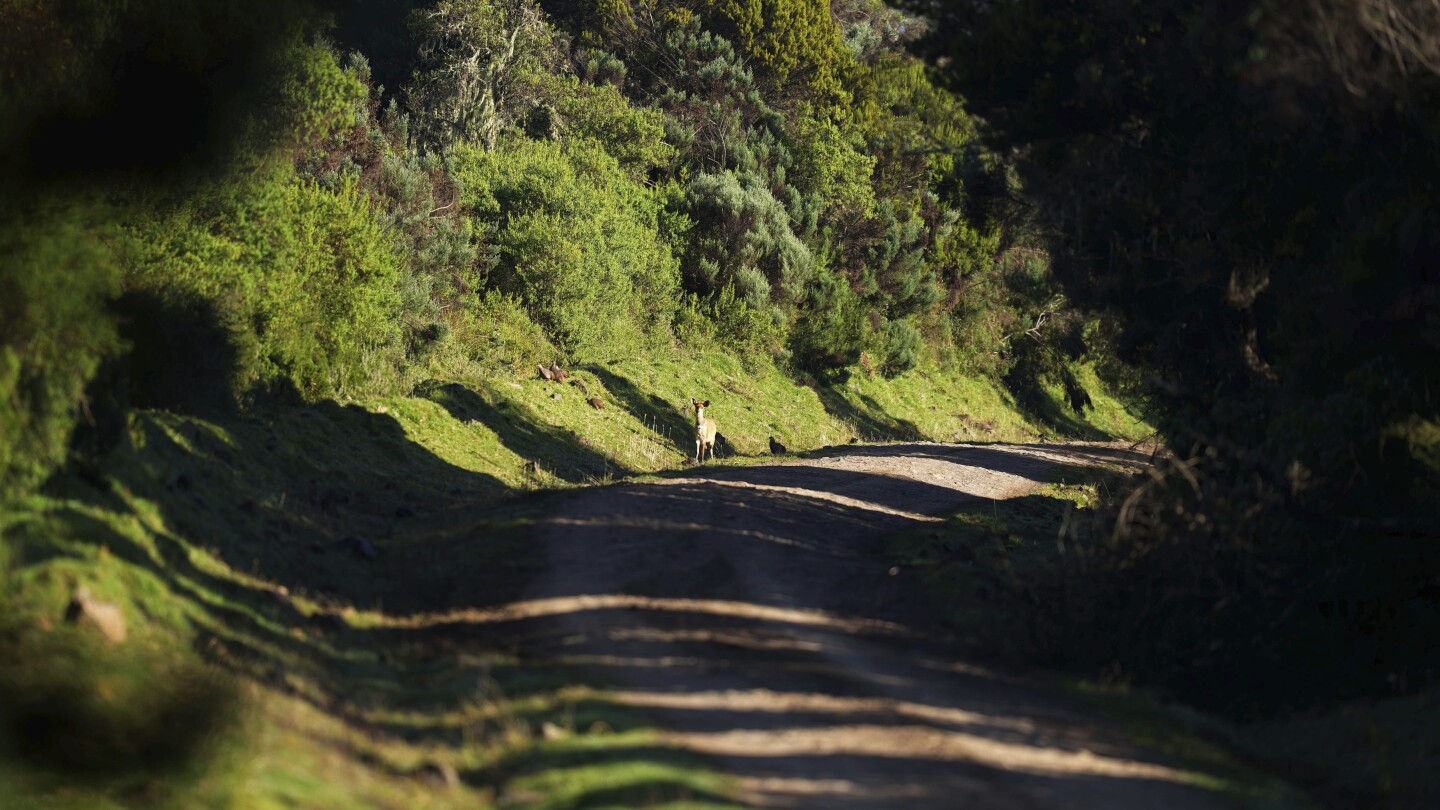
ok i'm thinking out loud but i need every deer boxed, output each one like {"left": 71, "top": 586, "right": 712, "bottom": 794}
{"left": 691, "top": 398, "right": 716, "bottom": 463}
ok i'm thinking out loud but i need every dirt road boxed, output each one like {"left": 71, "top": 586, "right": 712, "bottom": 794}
{"left": 522, "top": 442, "right": 1230, "bottom": 809}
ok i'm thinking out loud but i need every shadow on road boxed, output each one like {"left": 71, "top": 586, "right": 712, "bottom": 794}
{"left": 444, "top": 441, "right": 1228, "bottom": 809}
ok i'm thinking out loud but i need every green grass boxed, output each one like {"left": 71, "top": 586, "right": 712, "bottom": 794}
{"left": 0, "top": 403, "right": 728, "bottom": 809}
{"left": 0, "top": 350, "right": 1149, "bottom": 809}
{"left": 834, "top": 360, "right": 1149, "bottom": 443}
{"left": 371, "top": 353, "right": 1150, "bottom": 487}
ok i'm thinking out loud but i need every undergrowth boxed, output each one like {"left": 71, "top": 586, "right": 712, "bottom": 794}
{"left": 893, "top": 467, "right": 1437, "bottom": 810}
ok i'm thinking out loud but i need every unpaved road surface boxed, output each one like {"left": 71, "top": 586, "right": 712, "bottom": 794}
{"left": 522, "top": 442, "right": 1230, "bottom": 809}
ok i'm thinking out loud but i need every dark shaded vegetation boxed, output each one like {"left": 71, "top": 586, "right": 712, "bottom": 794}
{"left": 0, "top": 0, "right": 323, "bottom": 187}
{"left": 112, "top": 290, "right": 242, "bottom": 416}
{"left": 923, "top": 0, "right": 1440, "bottom": 719}
{"left": 900, "top": 2, "right": 1440, "bottom": 804}
{"left": 419, "top": 380, "right": 623, "bottom": 481}
{"left": 897, "top": 478, "right": 1438, "bottom": 809}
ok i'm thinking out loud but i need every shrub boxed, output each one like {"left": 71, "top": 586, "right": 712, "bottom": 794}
{"left": 706, "top": 284, "right": 786, "bottom": 363}
{"left": 0, "top": 204, "right": 122, "bottom": 491}
{"left": 445, "top": 290, "right": 559, "bottom": 375}
{"left": 451, "top": 138, "right": 680, "bottom": 360}
{"left": 881, "top": 316, "right": 922, "bottom": 377}
{"left": 526, "top": 73, "right": 674, "bottom": 179}
{"left": 681, "top": 170, "right": 814, "bottom": 315}
{"left": 789, "top": 265, "right": 866, "bottom": 380}
{"left": 125, "top": 176, "right": 405, "bottom": 401}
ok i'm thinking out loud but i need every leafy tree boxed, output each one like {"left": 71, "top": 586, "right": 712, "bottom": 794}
{"left": 298, "top": 51, "right": 483, "bottom": 361}
{"left": 406, "top": 0, "right": 558, "bottom": 152}
{"left": 575, "top": 0, "right": 849, "bottom": 103}
{"left": 681, "top": 170, "right": 813, "bottom": 315}
{"left": 707, "top": 0, "right": 849, "bottom": 103}
{"left": 639, "top": 19, "right": 789, "bottom": 176}
{"left": 881, "top": 315, "right": 923, "bottom": 377}
{"left": 790, "top": 105, "right": 877, "bottom": 220}
{"left": 523, "top": 72, "right": 674, "bottom": 178}
{"left": 789, "top": 264, "right": 866, "bottom": 379}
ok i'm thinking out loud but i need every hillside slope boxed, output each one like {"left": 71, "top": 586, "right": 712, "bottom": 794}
{"left": 0, "top": 355, "right": 1147, "bottom": 809}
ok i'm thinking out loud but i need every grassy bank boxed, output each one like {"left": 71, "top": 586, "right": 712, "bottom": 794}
{"left": 0, "top": 352, "right": 1146, "bottom": 808}
{"left": 377, "top": 353, "right": 1149, "bottom": 479}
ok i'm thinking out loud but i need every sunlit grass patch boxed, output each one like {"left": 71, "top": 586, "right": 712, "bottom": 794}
{"left": 496, "top": 730, "right": 744, "bottom": 810}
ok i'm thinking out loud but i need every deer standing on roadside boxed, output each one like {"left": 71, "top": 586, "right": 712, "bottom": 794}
{"left": 692, "top": 398, "right": 716, "bottom": 463}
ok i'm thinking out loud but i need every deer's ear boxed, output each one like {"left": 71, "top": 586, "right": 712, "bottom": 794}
{"left": 702, "top": 400, "right": 711, "bottom": 408}
{"left": 690, "top": 398, "right": 698, "bottom": 406}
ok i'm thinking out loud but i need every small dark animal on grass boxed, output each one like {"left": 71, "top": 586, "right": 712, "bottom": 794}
{"left": 769, "top": 436, "right": 787, "bottom": 455}
{"left": 570, "top": 378, "right": 591, "bottom": 396}
{"left": 550, "top": 361, "right": 569, "bottom": 382}
{"left": 588, "top": 397, "right": 605, "bottom": 410}
{"left": 537, "top": 364, "right": 555, "bottom": 381}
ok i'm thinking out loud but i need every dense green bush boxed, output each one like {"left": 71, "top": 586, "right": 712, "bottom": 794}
{"left": 125, "top": 176, "right": 406, "bottom": 401}
{"left": 789, "top": 265, "right": 867, "bottom": 380}
{"left": 704, "top": 0, "right": 850, "bottom": 102}
{"left": 445, "top": 289, "right": 559, "bottom": 374}
{"left": 451, "top": 137, "right": 681, "bottom": 360}
{"left": 880, "top": 316, "right": 922, "bottom": 377}
{"left": 0, "top": 204, "right": 122, "bottom": 491}
{"left": 526, "top": 73, "right": 674, "bottom": 178}
{"left": 704, "top": 284, "right": 787, "bottom": 362}
{"left": 681, "top": 171, "right": 814, "bottom": 315}
{"left": 790, "top": 106, "right": 877, "bottom": 220}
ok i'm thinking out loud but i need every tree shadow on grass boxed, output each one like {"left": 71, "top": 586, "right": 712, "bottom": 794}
{"left": 14, "top": 393, "right": 558, "bottom": 741}
{"left": 582, "top": 366, "right": 695, "bottom": 459}
{"left": 15, "top": 479, "right": 561, "bottom": 754}
{"left": 1003, "top": 366, "right": 1113, "bottom": 441}
{"left": 418, "top": 380, "right": 627, "bottom": 483}
{"left": 813, "top": 386, "right": 924, "bottom": 442}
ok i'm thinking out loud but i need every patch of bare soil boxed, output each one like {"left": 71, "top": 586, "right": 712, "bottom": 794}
{"left": 518, "top": 442, "right": 1230, "bottom": 809}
